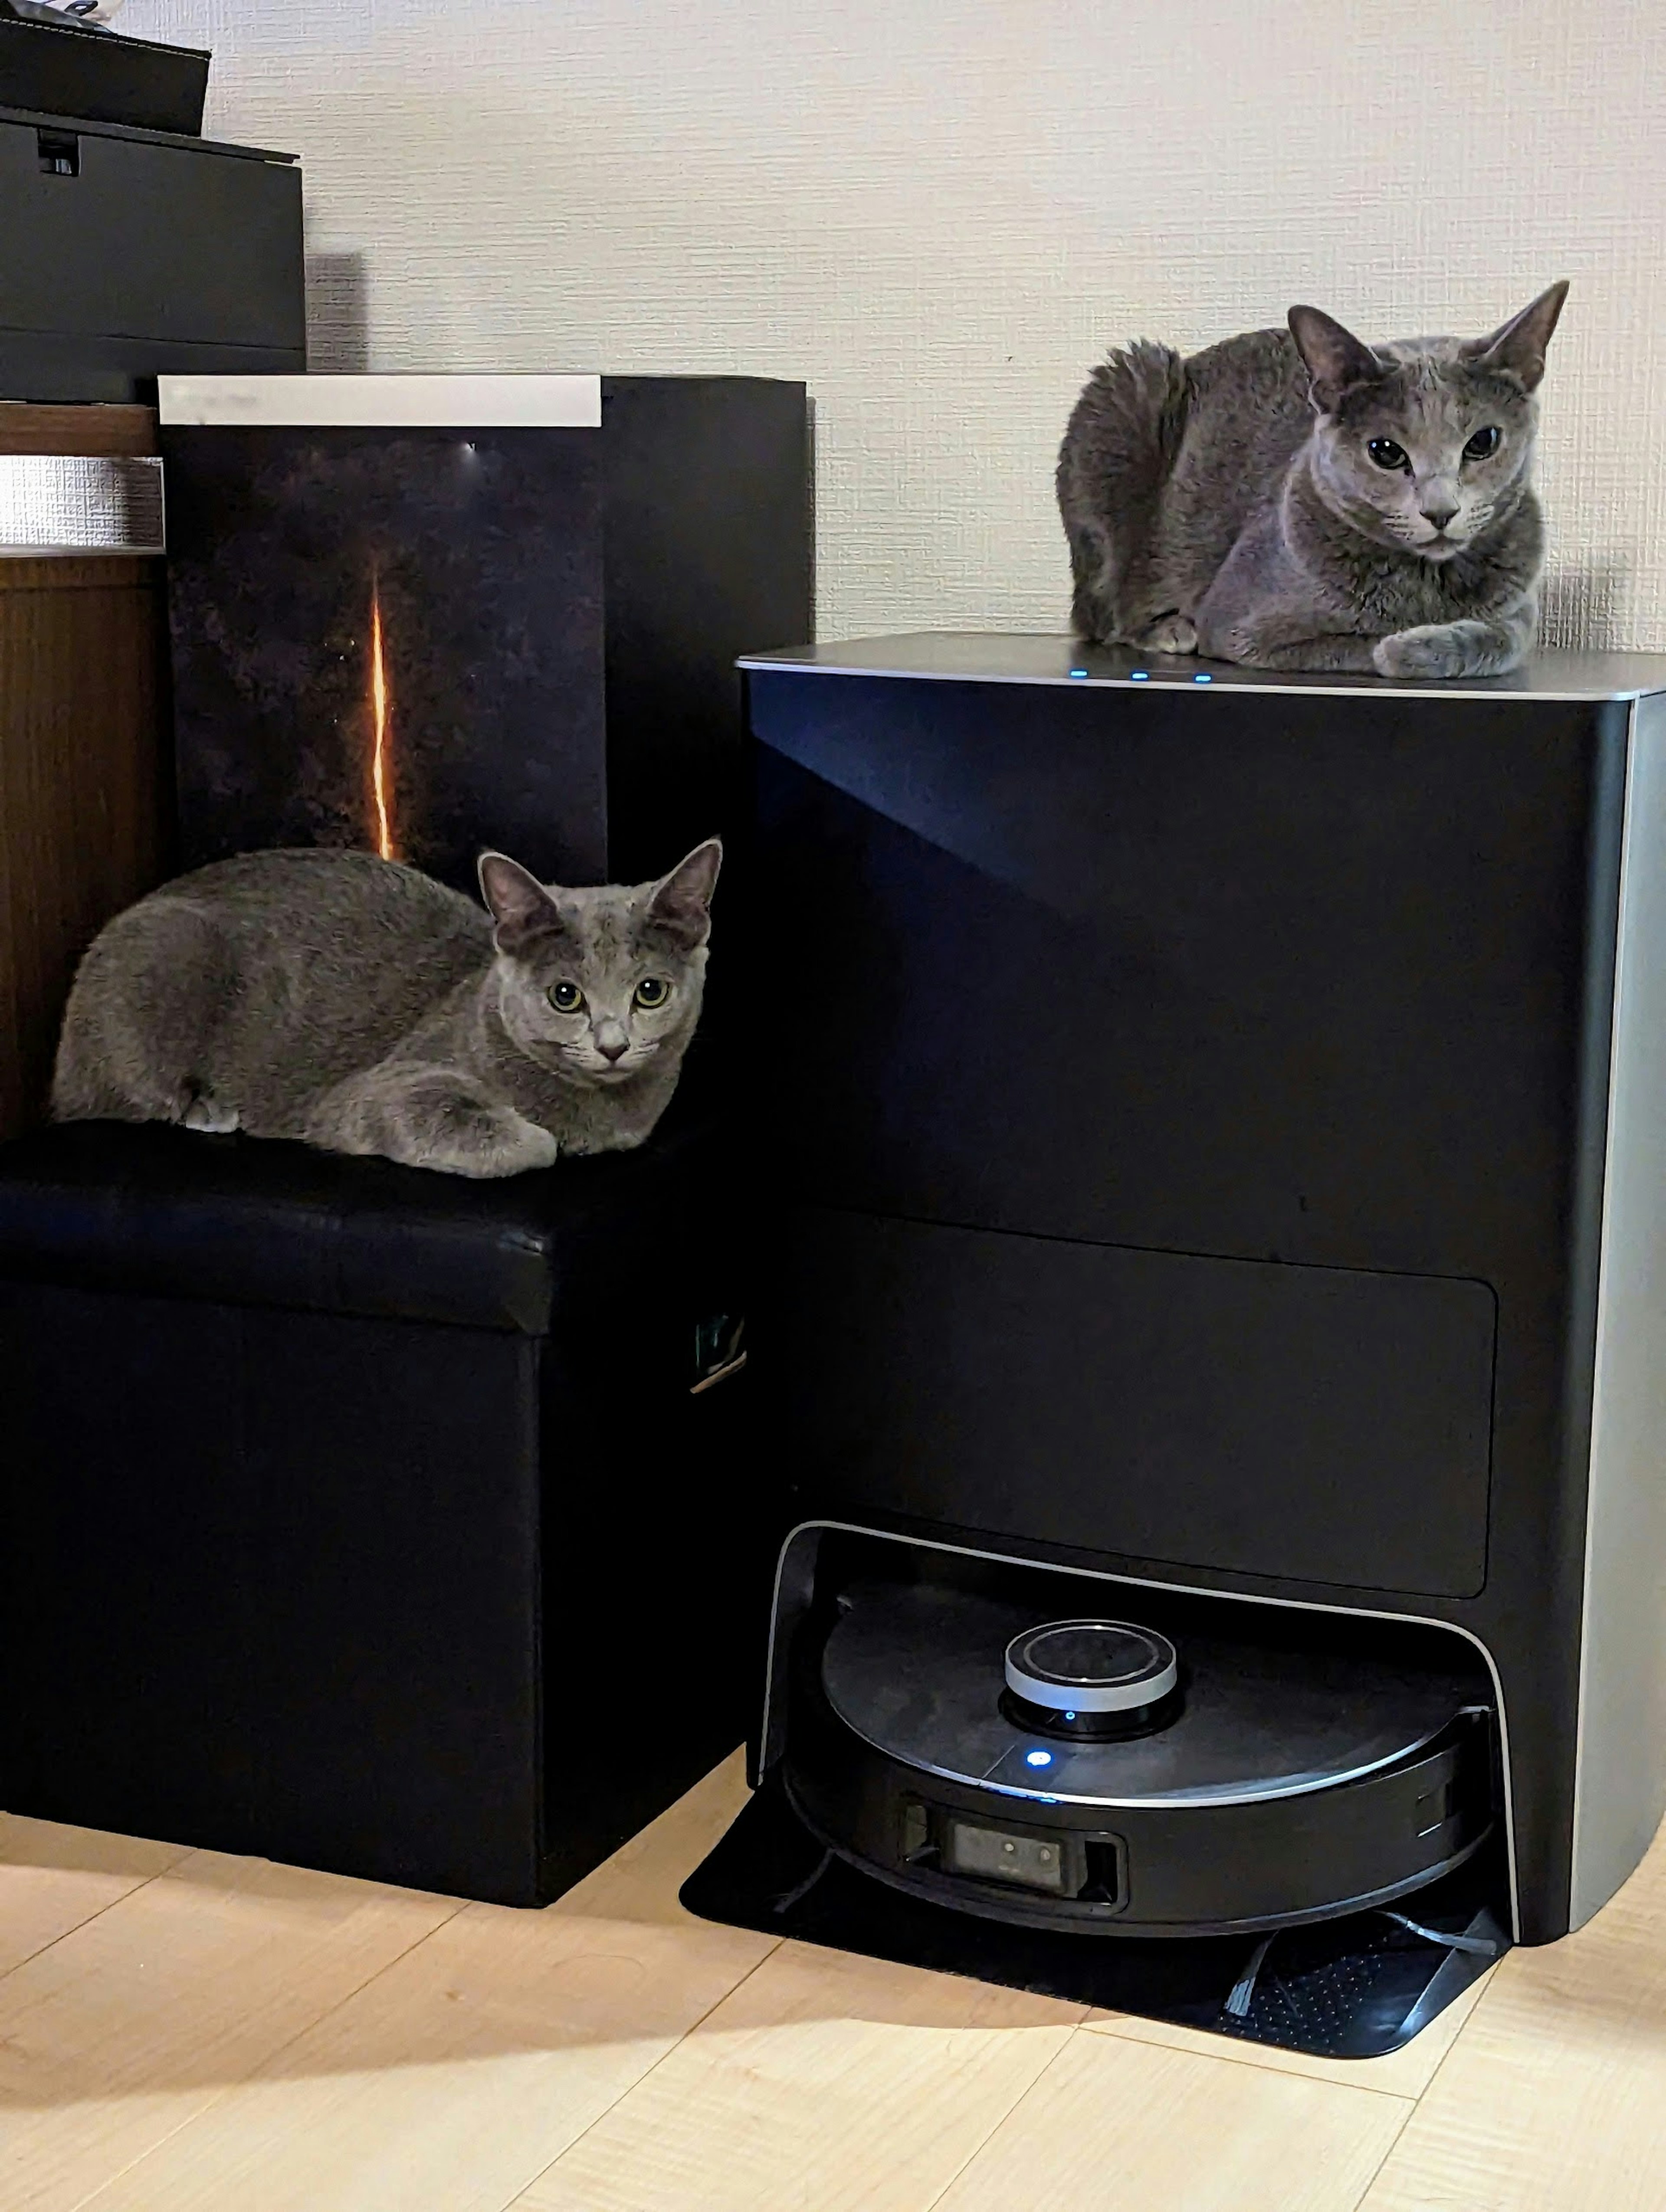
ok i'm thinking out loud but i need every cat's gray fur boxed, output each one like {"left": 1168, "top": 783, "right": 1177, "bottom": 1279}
{"left": 52, "top": 841, "right": 721, "bottom": 1177}
{"left": 1057, "top": 283, "right": 1568, "bottom": 677}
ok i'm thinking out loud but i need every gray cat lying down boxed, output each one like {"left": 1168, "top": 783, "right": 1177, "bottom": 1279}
{"left": 52, "top": 840, "right": 720, "bottom": 1178}
{"left": 1057, "top": 282, "right": 1567, "bottom": 678}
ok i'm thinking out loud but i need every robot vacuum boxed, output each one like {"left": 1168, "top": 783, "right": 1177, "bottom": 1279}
{"left": 782, "top": 1573, "right": 1495, "bottom": 1937}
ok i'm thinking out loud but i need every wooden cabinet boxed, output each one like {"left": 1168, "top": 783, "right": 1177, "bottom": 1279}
{"left": 0, "top": 404, "right": 171, "bottom": 1138}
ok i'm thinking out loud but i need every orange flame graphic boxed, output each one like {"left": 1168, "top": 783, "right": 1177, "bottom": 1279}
{"left": 368, "top": 580, "right": 397, "bottom": 861}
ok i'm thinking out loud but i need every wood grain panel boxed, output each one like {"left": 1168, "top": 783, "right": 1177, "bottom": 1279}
{"left": 0, "top": 405, "right": 159, "bottom": 459}
{"left": 0, "top": 405, "right": 171, "bottom": 1140}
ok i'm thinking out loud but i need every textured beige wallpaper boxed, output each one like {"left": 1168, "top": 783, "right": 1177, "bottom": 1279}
{"left": 134, "top": 0, "right": 1665, "bottom": 647}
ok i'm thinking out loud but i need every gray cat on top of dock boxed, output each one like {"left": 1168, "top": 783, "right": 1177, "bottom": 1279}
{"left": 52, "top": 840, "right": 721, "bottom": 1179}
{"left": 1056, "top": 282, "right": 1568, "bottom": 678}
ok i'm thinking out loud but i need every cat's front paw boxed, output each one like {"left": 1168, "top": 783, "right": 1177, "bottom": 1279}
{"left": 483, "top": 1117, "right": 559, "bottom": 1176}
{"left": 1138, "top": 614, "right": 1198, "bottom": 655}
{"left": 182, "top": 1094, "right": 240, "bottom": 1135}
{"left": 418, "top": 1108, "right": 559, "bottom": 1177}
{"left": 1374, "top": 625, "right": 1478, "bottom": 681}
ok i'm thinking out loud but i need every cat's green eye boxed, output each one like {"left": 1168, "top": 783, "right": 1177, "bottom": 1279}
{"left": 1463, "top": 426, "right": 1501, "bottom": 462}
{"left": 548, "top": 981, "right": 584, "bottom": 1013}
{"left": 633, "top": 977, "right": 672, "bottom": 1009}
{"left": 1366, "top": 437, "right": 1410, "bottom": 472}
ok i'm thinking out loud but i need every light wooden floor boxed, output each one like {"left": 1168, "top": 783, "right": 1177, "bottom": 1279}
{"left": 3, "top": 1757, "right": 1664, "bottom": 2212}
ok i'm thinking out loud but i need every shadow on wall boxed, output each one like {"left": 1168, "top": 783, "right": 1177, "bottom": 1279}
{"left": 804, "top": 394, "right": 818, "bottom": 636}
{"left": 305, "top": 251, "right": 370, "bottom": 373}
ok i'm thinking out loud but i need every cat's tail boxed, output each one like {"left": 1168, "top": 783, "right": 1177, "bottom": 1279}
{"left": 1056, "top": 339, "right": 1190, "bottom": 645}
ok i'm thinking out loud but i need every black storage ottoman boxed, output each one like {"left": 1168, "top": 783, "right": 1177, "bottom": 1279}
{"left": 0, "top": 1113, "right": 762, "bottom": 1905}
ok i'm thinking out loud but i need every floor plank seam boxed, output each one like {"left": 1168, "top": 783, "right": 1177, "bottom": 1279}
{"left": 53, "top": 1888, "right": 473, "bottom": 2212}
{"left": 1078, "top": 2015, "right": 1421, "bottom": 2104}
{"left": 59, "top": 2089, "right": 261, "bottom": 2212}
{"left": 914, "top": 2017, "right": 1095, "bottom": 2212}
{"left": 505, "top": 1932, "right": 788, "bottom": 2209}
{"left": 1343, "top": 2087, "right": 1418, "bottom": 2212}
{"left": 1400, "top": 1961, "right": 1505, "bottom": 2116}
{"left": 0, "top": 1860, "right": 180, "bottom": 1992}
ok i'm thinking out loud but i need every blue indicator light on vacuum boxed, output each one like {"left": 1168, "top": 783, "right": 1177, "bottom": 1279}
{"left": 1069, "top": 667, "right": 1089, "bottom": 678}
{"left": 1064, "top": 1711, "right": 1076, "bottom": 1721}
{"left": 1130, "top": 670, "right": 1150, "bottom": 681}
{"left": 1025, "top": 1749, "right": 1053, "bottom": 1767}
{"left": 1194, "top": 672, "right": 1213, "bottom": 682}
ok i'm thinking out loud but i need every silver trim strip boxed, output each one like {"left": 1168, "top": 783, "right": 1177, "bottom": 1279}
{"left": 739, "top": 637, "right": 1666, "bottom": 703}
{"left": 762, "top": 1517, "right": 1522, "bottom": 1937}
{"left": 1569, "top": 694, "right": 1666, "bottom": 1927}
{"left": 740, "top": 659, "right": 1660, "bottom": 703}
{"left": 157, "top": 374, "right": 603, "bottom": 429}
{"left": 1570, "top": 707, "right": 1632, "bottom": 1918}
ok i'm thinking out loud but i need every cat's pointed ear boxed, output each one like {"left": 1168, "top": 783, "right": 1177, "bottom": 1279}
{"left": 647, "top": 839, "right": 722, "bottom": 946}
{"left": 1462, "top": 280, "right": 1568, "bottom": 393}
{"left": 1287, "top": 305, "right": 1387, "bottom": 412}
{"left": 479, "top": 851, "right": 558, "bottom": 950}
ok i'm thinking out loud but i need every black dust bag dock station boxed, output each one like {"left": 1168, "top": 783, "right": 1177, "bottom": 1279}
{"left": 683, "top": 635, "right": 1666, "bottom": 2058}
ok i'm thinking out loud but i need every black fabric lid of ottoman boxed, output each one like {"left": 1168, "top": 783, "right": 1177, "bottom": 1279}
{"left": 0, "top": 1111, "right": 730, "bottom": 1335}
